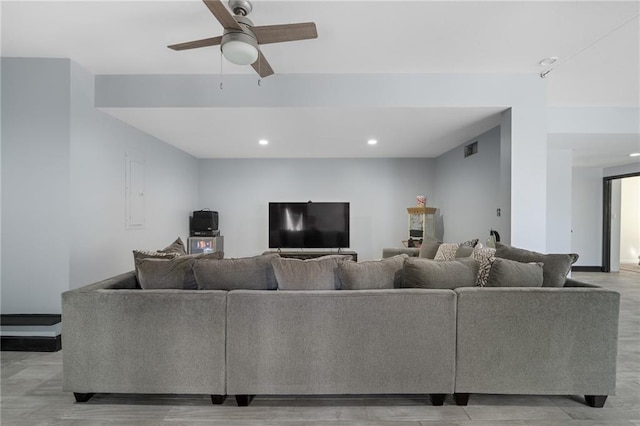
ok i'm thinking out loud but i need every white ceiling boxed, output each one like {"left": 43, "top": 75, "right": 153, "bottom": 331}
{"left": 2, "top": 1, "right": 639, "bottom": 162}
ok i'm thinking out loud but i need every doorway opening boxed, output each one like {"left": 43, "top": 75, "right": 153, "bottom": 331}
{"left": 602, "top": 172, "right": 640, "bottom": 272}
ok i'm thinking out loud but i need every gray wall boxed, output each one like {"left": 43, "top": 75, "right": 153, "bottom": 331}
{"left": 1, "top": 58, "right": 71, "bottom": 314}
{"left": 69, "top": 62, "right": 199, "bottom": 290}
{"left": 197, "top": 158, "right": 435, "bottom": 261}
{"left": 1, "top": 58, "right": 199, "bottom": 314}
{"left": 432, "top": 126, "right": 504, "bottom": 244}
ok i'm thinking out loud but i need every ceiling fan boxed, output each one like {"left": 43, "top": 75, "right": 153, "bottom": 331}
{"left": 168, "top": 0, "right": 318, "bottom": 78}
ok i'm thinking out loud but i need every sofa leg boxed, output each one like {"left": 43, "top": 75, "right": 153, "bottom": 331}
{"left": 235, "top": 395, "right": 255, "bottom": 406}
{"left": 585, "top": 395, "right": 607, "bottom": 407}
{"left": 454, "top": 393, "right": 470, "bottom": 406}
{"left": 429, "top": 393, "right": 446, "bottom": 406}
{"left": 73, "top": 392, "right": 95, "bottom": 403}
{"left": 210, "top": 395, "right": 227, "bottom": 404}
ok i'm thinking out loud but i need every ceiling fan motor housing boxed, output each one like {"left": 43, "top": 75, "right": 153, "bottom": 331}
{"left": 228, "top": 0, "right": 252, "bottom": 16}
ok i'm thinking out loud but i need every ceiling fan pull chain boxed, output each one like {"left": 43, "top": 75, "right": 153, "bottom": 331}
{"left": 219, "top": 51, "right": 224, "bottom": 90}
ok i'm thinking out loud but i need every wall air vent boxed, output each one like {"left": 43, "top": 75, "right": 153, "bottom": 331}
{"left": 464, "top": 141, "right": 478, "bottom": 158}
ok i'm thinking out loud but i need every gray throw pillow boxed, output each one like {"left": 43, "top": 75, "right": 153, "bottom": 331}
{"left": 193, "top": 254, "right": 279, "bottom": 291}
{"left": 338, "top": 255, "right": 408, "bottom": 290}
{"left": 272, "top": 255, "right": 351, "bottom": 290}
{"left": 418, "top": 237, "right": 442, "bottom": 259}
{"left": 159, "top": 237, "right": 187, "bottom": 255}
{"left": 495, "top": 243, "right": 579, "bottom": 287}
{"left": 402, "top": 257, "right": 479, "bottom": 289}
{"left": 485, "top": 258, "right": 544, "bottom": 287}
{"left": 455, "top": 245, "right": 475, "bottom": 258}
{"left": 135, "top": 256, "right": 197, "bottom": 290}
{"left": 135, "top": 251, "right": 223, "bottom": 290}
{"left": 133, "top": 250, "right": 181, "bottom": 262}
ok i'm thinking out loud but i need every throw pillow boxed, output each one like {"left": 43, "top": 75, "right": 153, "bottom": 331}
{"left": 460, "top": 238, "right": 480, "bottom": 248}
{"left": 495, "top": 243, "right": 579, "bottom": 287}
{"left": 338, "top": 255, "right": 408, "bottom": 290}
{"left": 193, "top": 254, "right": 279, "bottom": 291}
{"left": 433, "top": 243, "right": 460, "bottom": 261}
{"left": 135, "top": 251, "right": 223, "bottom": 290}
{"left": 159, "top": 237, "right": 187, "bottom": 256}
{"left": 455, "top": 245, "right": 475, "bottom": 258}
{"left": 133, "top": 250, "right": 181, "bottom": 262}
{"left": 402, "top": 257, "right": 479, "bottom": 289}
{"left": 472, "top": 246, "right": 496, "bottom": 286}
{"left": 135, "top": 256, "right": 197, "bottom": 290}
{"left": 485, "top": 258, "right": 544, "bottom": 287}
{"left": 418, "top": 237, "right": 442, "bottom": 259}
{"left": 272, "top": 255, "right": 351, "bottom": 290}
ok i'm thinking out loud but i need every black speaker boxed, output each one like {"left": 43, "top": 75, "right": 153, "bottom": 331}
{"left": 191, "top": 210, "right": 219, "bottom": 236}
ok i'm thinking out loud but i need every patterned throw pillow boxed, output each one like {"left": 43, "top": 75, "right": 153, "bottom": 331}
{"left": 460, "top": 239, "right": 479, "bottom": 248}
{"left": 434, "top": 243, "right": 460, "bottom": 261}
{"left": 472, "top": 247, "right": 496, "bottom": 287}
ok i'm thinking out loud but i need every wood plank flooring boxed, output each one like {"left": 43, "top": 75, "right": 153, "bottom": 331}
{"left": 2, "top": 271, "right": 639, "bottom": 425}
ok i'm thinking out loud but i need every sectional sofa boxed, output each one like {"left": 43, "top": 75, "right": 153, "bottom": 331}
{"left": 62, "top": 243, "right": 620, "bottom": 408}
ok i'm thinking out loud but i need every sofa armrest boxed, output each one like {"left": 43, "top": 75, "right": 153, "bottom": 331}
{"left": 564, "top": 278, "right": 601, "bottom": 288}
{"left": 62, "top": 287, "right": 227, "bottom": 394}
{"left": 454, "top": 286, "right": 620, "bottom": 396}
{"left": 382, "top": 248, "right": 420, "bottom": 258}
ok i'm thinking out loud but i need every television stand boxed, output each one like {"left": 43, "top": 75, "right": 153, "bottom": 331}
{"left": 263, "top": 249, "right": 357, "bottom": 262}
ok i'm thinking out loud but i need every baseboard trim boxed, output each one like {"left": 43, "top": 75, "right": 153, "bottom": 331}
{"left": 572, "top": 266, "right": 603, "bottom": 272}
{"left": 1, "top": 335, "right": 61, "bottom": 352}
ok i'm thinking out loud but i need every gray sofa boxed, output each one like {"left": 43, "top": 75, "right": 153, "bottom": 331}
{"left": 62, "top": 259, "right": 619, "bottom": 408}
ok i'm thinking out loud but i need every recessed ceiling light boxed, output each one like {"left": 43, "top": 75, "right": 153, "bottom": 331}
{"left": 367, "top": 139, "right": 378, "bottom": 145}
{"left": 630, "top": 152, "right": 640, "bottom": 157}
{"left": 259, "top": 139, "right": 269, "bottom": 146}
{"left": 539, "top": 57, "right": 558, "bottom": 66}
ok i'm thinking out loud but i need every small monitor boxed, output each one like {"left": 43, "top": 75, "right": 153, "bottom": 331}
{"left": 188, "top": 237, "right": 222, "bottom": 255}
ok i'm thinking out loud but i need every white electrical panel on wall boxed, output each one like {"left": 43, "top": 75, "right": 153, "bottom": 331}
{"left": 126, "top": 153, "right": 145, "bottom": 229}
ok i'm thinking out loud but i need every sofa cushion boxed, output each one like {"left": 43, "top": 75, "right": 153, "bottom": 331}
{"left": 272, "top": 255, "right": 351, "bottom": 290}
{"left": 193, "top": 254, "right": 279, "bottom": 291}
{"left": 495, "top": 243, "right": 579, "bottom": 287}
{"left": 485, "top": 257, "right": 544, "bottom": 287}
{"left": 418, "top": 237, "right": 442, "bottom": 259}
{"left": 135, "top": 256, "right": 197, "bottom": 290}
{"left": 402, "top": 257, "right": 479, "bottom": 289}
{"left": 338, "top": 255, "right": 408, "bottom": 290}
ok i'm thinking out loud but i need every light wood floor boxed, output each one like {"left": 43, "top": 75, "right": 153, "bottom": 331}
{"left": 2, "top": 271, "right": 639, "bottom": 426}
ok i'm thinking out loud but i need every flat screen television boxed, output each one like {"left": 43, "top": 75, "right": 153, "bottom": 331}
{"left": 269, "top": 202, "right": 350, "bottom": 249}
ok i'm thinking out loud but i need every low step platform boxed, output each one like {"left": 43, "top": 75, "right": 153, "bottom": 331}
{"left": 1, "top": 314, "right": 62, "bottom": 352}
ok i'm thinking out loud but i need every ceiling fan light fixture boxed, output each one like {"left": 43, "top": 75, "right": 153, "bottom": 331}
{"left": 221, "top": 30, "right": 258, "bottom": 65}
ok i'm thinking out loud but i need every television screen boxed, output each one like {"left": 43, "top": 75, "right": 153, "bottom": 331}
{"left": 269, "top": 202, "right": 350, "bottom": 249}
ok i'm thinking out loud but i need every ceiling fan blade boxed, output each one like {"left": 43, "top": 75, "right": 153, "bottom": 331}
{"left": 202, "top": 0, "right": 242, "bottom": 30}
{"left": 252, "top": 51, "right": 274, "bottom": 78}
{"left": 252, "top": 22, "right": 318, "bottom": 45}
{"left": 168, "top": 36, "right": 222, "bottom": 51}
